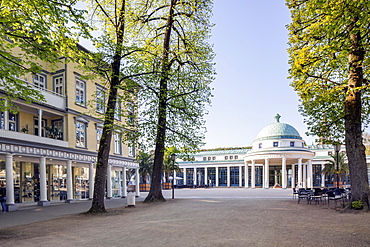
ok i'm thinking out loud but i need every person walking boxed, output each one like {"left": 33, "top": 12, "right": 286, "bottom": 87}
{"left": 0, "top": 183, "right": 6, "bottom": 213}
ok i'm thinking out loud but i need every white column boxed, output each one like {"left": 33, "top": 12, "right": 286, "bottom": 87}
{"left": 38, "top": 156, "right": 49, "bottom": 206}
{"left": 307, "top": 160, "right": 313, "bottom": 189}
{"left": 204, "top": 167, "right": 208, "bottom": 186}
{"left": 37, "top": 109, "right": 43, "bottom": 137}
{"left": 183, "top": 168, "right": 187, "bottom": 186}
{"left": 4, "top": 109, "right": 9, "bottom": 130}
{"left": 5, "top": 153, "right": 17, "bottom": 211}
{"left": 173, "top": 170, "right": 177, "bottom": 186}
{"left": 298, "top": 158, "right": 302, "bottom": 188}
{"left": 107, "top": 165, "right": 112, "bottom": 198}
{"left": 303, "top": 162, "right": 307, "bottom": 188}
{"left": 66, "top": 160, "right": 74, "bottom": 202}
{"left": 244, "top": 162, "right": 249, "bottom": 188}
{"left": 282, "top": 157, "right": 287, "bottom": 189}
{"left": 135, "top": 168, "right": 140, "bottom": 197}
{"left": 264, "top": 158, "right": 269, "bottom": 189}
{"left": 239, "top": 166, "right": 243, "bottom": 187}
{"left": 321, "top": 164, "right": 326, "bottom": 187}
{"left": 122, "top": 167, "right": 127, "bottom": 198}
{"left": 251, "top": 160, "right": 255, "bottom": 189}
{"left": 292, "top": 163, "right": 296, "bottom": 188}
{"left": 227, "top": 166, "right": 230, "bottom": 187}
{"left": 193, "top": 167, "right": 197, "bottom": 186}
{"left": 89, "top": 163, "right": 94, "bottom": 200}
{"left": 215, "top": 167, "right": 219, "bottom": 187}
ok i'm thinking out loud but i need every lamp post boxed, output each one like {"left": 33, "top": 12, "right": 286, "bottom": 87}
{"left": 333, "top": 143, "right": 341, "bottom": 188}
{"left": 170, "top": 153, "right": 177, "bottom": 199}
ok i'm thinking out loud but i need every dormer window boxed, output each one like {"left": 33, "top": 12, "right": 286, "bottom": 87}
{"left": 273, "top": 142, "right": 278, "bottom": 147}
{"left": 290, "top": 141, "right": 295, "bottom": 147}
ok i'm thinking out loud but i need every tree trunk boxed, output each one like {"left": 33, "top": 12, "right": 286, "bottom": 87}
{"left": 88, "top": 1, "right": 126, "bottom": 213}
{"left": 144, "top": 0, "right": 177, "bottom": 203}
{"left": 345, "top": 25, "right": 370, "bottom": 211}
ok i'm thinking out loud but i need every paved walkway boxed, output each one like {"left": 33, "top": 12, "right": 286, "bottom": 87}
{"left": 0, "top": 188, "right": 369, "bottom": 247}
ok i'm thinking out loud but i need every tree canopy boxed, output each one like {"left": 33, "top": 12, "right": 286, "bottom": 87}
{"left": 286, "top": 0, "right": 370, "bottom": 210}
{"left": 0, "top": 0, "right": 89, "bottom": 111}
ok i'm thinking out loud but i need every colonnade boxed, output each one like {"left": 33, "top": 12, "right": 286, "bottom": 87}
{"left": 3, "top": 153, "right": 139, "bottom": 211}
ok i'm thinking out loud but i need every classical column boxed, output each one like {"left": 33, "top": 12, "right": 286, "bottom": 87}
{"left": 307, "top": 160, "right": 313, "bottom": 189}
{"left": 37, "top": 109, "right": 43, "bottom": 137}
{"left": 4, "top": 108, "right": 9, "bottom": 131}
{"left": 193, "top": 167, "right": 197, "bottom": 186}
{"left": 183, "top": 168, "right": 187, "bottom": 186}
{"left": 239, "top": 165, "right": 243, "bottom": 187}
{"left": 5, "top": 153, "right": 17, "bottom": 211}
{"left": 292, "top": 163, "right": 296, "bottom": 188}
{"left": 303, "top": 162, "right": 307, "bottom": 188}
{"left": 227, "top": 166, "right": 230, "bottom": 187}
{"left": 173, "top": 170, "right": 177, "bottom": 186}
{"left": 66, "top": 160, "right": 74, "bottom": 203}
{"left": 297, "top": 158, "right": 302, "bottom": 188}
{"left": 135, "top": 168, "right": 140, "bottom": 197}
{"left": 251, "top": 160, "right": 256, "bottom": 189}
{"left": 264, "top": 158, "right": 269, "bottom": 189}
{"left": 89, "top": 163, "right": 94, "bottom": 200}
{"left": 204, "top": 167, "right": 208, "bottom": 186}
{"left": 38, "top": 156, "right": 50, "bottom": 206}
{"left": 244, "top": 162, "right": 249, "bottom": 188}
{"left": 106, "top": 165, "right": 112, "bottom": 198}
{"left": 215, "top": 167, "right": 219, "bottom": 187}
{"left": 321, "top": 164, "right": 326, "bottom": 187}
{"left": 122, "top": 167, "right": 127, "bottom": 198}
{"left": 282, "top": 157, "right": 287, "bottom": 189}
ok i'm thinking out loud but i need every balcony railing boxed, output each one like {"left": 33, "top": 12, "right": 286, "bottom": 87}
{"left": 31, "top": 83, "right": 66, "bottom": 109}
{"left": 0, "top": 129, "right": 68, "bottom": 148}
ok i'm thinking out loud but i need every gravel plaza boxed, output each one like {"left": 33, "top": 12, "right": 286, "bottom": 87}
{"left": 0, "top": 188, "right": 369, "bottom": 247}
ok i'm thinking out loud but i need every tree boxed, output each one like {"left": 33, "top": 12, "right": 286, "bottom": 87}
{"left": 0, "top": 0, "right": 89, "bottom": 111}
{"left": 137, "top": 151, "right": 154, "bottom": 184}
{"left": 83, "top": 0, "right": 141, "bottom": 213}
{"left": 286, "top": 0, "right": 370, "bottom": 210}
{"left": 162, "top": 147, "right": 180, "bottom": 183}
{"left": 322, "top": 152, "right": 349, "bottom": 185}
{"left": 135, "top": 0, "right": 215, "bottom": 203}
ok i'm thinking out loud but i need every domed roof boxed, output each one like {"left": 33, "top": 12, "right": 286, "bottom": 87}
{"left": 254, "top": 114, "right": 302, "bottom": 141}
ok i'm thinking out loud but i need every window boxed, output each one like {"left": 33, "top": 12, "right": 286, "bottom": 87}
{"left": 259, "top": 143, "right": 262, "bottom": 149}
{"left": 76, "top": 122, "right": 86, "bottom": 147}
{"left": 34, "top": 74, "right": 46, "bottom": 89}
{"left": 33, "top": 117, "right": 46, "bottom": 136}
{"left": 127, "top": 103, "right": 135, "bottom": 125}
{"left": 8, "top": 113, "right": 17, "bottom": 131}
{"left": 114, "top": 132, "right": 122, "bottom": 154}
{"left": 225, "top": 156, "right": 228, "bottom": 160}
{"left": 75, "top": 78, "right": 85, "bottom": 106}
{"left": 129, "top": 142, "right": 135, "bottom": 157}
{"left": 273, "top": 142, "right": 278, "bottom": 147}
{"left": 96, "top": 127, "right": 103, "bottom": 150}
{"left": 234, "top": 155, "right": 238, "bottom": 159}
{"left": 212, "top": 157, "right": 216, "bottom": 160}
{"left": 203, "top": 157, "right": 207, "bottom": 161}
{"left": 114, "top": 101, "right": 121, "bottom": 120}
{"left": 230, "top": 156, "right": 233, "bottom": 160}
{"left": 290, "top": 141, "right": 295, "bottom": 147}
{"left": 0, "top": 112, "right": 4, "bottom": 129}
{"left": 96, "top": 86, "right": 105, "bottom": 113}
{"left": 208, "top": 157, "right": 211, "bottom": 161}
{"left": 328, "top": 151, "right": 332, "bottom": 156}
{"left": 54, "top": 75, "right": 64, "bottom": 95}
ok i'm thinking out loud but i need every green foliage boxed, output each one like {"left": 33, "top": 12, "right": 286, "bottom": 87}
{"left": 286, "top": 0, "right": 370, "bottom": 141}
{"left": 136, "top": 151, "right": 154, "bottom": 183}
{"left": 322, "top": 152, "right": 349, "bottom": 179}
{"left": 0, "top": 0, "right": 90, "bottom": 111}
{"left": 351, "top": 200, "right": 364, "bottom": 209}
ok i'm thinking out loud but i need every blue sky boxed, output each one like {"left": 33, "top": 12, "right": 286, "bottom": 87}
{"left": 202, "top": 0, "right": 317, "bottom": 149}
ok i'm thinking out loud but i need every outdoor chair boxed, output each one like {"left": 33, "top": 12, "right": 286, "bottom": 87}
{"left": 292, "top": 188, "right": 298, "bottom": 199}
{"left": 309, "top": 190, "right": 324, "bottom": 205}
{"left": 327, "top": 190, "right": 343, "bottom": 208}
{"left": 297, "top": 190, "right": 309, "bottom": 204}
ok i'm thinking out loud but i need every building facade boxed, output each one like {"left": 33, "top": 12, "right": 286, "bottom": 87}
{"left": 177, "top": 115, "right": 370, "bottom": 189}
{"left": 0, "top": 46, "right": 139, "bottom": 211}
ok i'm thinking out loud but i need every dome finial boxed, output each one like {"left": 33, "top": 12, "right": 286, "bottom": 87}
{"left": 274, "top": 113, "right": 281, "bottom": 123}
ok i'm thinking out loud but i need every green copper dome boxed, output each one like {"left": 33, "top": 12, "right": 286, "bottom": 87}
{"left": 254, "top": 114, "right": 302, "bottom": 141}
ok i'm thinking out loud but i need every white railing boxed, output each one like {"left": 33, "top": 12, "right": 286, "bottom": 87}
{"left": 30, "top": 83, "right": 66, "bottom": 109}
{"left": 0, "top": 129, "right": 69, "bottom": 148}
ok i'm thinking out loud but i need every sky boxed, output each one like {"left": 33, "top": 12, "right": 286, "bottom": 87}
{"left": 201, "top": 0, "right": 317, "bottom": 149}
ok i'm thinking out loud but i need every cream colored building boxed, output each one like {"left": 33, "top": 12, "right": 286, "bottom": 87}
{"left": 0, "top": 45, "right": 138, "bottom": 211}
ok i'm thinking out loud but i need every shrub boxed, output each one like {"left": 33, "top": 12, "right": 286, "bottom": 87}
{"left": 351, "top": 200, "right": 364, "bottom": 210}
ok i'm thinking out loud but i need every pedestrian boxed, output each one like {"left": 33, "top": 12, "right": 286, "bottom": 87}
{"left": 0, "top": 183, "right": 6, "bottom": 213}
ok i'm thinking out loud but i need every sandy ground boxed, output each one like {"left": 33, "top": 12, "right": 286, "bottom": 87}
{"left": 0, "top": 189, "right": 369, "bottom": 247}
